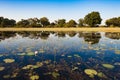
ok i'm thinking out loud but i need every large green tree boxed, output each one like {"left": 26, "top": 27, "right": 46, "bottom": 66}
{"left": 84, "top": 11, "right": 102, "bottom": 27}
{"left": 39, "top": 17, "right": 50, "bottom": 27}
{"left": 65, "top": 19, "right": 77, "bottom": 27}
{"left": 105, "top": 17, "right": 120, "bottom": 27}
{"left": 17, "top": 19, "right": 29, "bottom": 27}
{"left": 57, "top": 19, "right": 66, "bottom": 27}
{"left": 78, "top": 18, "right": 84, "bottom": 27}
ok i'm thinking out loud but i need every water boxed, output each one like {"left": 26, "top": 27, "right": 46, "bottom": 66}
{"left": 0, "top": 31, "right": 120, "bottom": 80}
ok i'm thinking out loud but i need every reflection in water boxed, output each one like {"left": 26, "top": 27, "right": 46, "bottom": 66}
{"left": 0, "top": 31, "right": 120, "bottom": 80}
{"left": 105, "top": 32, "right": 120, "bottom": 40}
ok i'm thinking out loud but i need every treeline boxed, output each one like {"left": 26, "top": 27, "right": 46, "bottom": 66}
{"left": 0, "top": 11, "right": 120, "bottom": 28}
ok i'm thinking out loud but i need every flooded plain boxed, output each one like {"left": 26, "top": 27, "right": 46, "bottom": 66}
{"left": 0, "top": 31, "right": 120, "bottom": 80}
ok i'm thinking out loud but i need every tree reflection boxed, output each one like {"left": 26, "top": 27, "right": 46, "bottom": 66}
{"left": 67, "top": 31, "right": 77, "bottom": 37}
{"left": 56, "top": 32, "right": 66, "bottom": 38}
{"left": 105, "top": 32, "right": 120, "bottom": 40}
{"left": 82, "top": 32, "right": 101, "bottom": 44}
{"left": 0, "top": 32, "right": 16, "bottom": 41}
{"left": 0, "top": 31, "right": 101, "bottom": 44}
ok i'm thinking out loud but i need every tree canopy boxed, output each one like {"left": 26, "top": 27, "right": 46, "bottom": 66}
{"left": 1, "top": 11, "right": 120, "bottom": 28}
{"left": 84, "top": 11, "right": 102, "bottom": 27}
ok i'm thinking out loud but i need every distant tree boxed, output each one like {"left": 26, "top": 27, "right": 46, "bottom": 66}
{"left": 78, "top": 18, "right": 84, "bottom": 27}
{"left": 28, "top": 18, "right": 41, "bottom": 27}
{"left": 57, "top": 19, "right": 66, "bottom": 27}
{"left": 84, "top": 11, "right": 102, "bottom": 27}
{"left": 0, "top": 18, "right": 16, "bottom": 27}
{"left": 105, "top": 17, "right": 120, "bottom": 27}
{"left": 65, "top": 19, "right": 77, "bottom": 27}
{"left": 17, "top": 19, "right": 29, "bottom": 27}
{"left": 39, "top": 17, "right": 50, "bottom": 27}
{"left": 0, "top": 17, "right": 4, "bottom": 27}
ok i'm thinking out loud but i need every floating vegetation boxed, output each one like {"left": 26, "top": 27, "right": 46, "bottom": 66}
{"left": 97, "top": 72, "right": 107, "bottom": 78}
{"left": 26, "top": 52, "right": 35, "bottom": 56}
{"left": 77, "top": 62, "right": 81, "bottom": 65}
{"left": 11, "top": 72, "right": 18, "bottom": 78}
{"left": 115, "top": 50, "right": 120, "bottom": 54}
{"left": 72, "top": 67, "right": 78, "bottom": 71}
{"left": 22, "top": 62, "right": 43, "bottom": 70}
{"left": 67, "top": 55, "right": 72, "bottom": 58}
{"left": 22, "top": 65, "right": 33, "bottom": 70}
{"left": 30, "top": 75, "right": 39, "bottom": 80}
{"left": 74, "top": 54, "right": 81, "bottom": 58}
{"left": 102, "top": 64, "right": 115, "bottom": 69}
{"left": 22, "top": 65, "right": 40, "bottom": 70}
{"left": 44, "top": 60, "right": 51, "bottom": 64}
{"left": 0, "top": 54, "right": 3, "bottom": 57}
{"left": 52, "top": 72, "right": 60, "bottom": 78}
{"left": 0, "top": 66, "right": 5, "bottom": 71}
{"left": 3, "top": 59, "right": 15, "bottom": 63}
{"left": 3, "top": 75, "right": 10, "bottom": 79}
{"left": 39, "top": 49, "right": 45, "bottom": 53}
{"left": 17, "top": 53, "right": 26, "bottom": 56}
{"left": 84, "top": 69, "right": 97, "bottom": 78}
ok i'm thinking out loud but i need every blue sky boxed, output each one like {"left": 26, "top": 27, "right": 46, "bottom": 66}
{"left": 0, "top": 0, "right": 120, "bottom": 24}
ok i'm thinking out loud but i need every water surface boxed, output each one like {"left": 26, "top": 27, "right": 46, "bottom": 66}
{"left": 0, "top": 31, "right": 120, "bottom": 80}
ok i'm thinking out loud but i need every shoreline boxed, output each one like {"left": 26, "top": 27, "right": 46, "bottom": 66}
{"left": 0, "top": 28, "right": 120, "bottom": 32}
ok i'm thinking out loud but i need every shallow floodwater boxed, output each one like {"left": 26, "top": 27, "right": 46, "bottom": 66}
{"left": 0, "top": 31, "right": 120, "bottom": 80}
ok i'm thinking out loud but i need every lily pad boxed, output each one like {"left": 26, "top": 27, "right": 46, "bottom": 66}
{"left": 115, "top": 50, "right": 120, "bottom": 54}
{"left": 74, "top": 54, "right": 81, "bottom": 58}
{"left": 26, "top": 52, "right": 35, "bottom": 56}
{"left": 18, "top": 53, "right": 26, "bottom": 56}
{"left": 0, "top": 54, "right": 3, "bottom": 57}
{"left": 30, "top": 75, "right": 39, "bottom": 80}
{"left": 3, "top": 59, "right": 15, "bottom": 63}
{"left": 0, "top": 66, "right": 5, "bottom": 71}
{"left": 52, "top": 72, "right": 60, "bottom": 78}
{"left": 102, "top": 64, "right": 115, "bottom": 69}
{"left": 97, "top": 72, "right": 107, "bottom": 78}
{"left": 67, "top": 55, "right": 72, "bottom": 58}
{"left": 84, "top": 69, "right": 97, "bottom": 78}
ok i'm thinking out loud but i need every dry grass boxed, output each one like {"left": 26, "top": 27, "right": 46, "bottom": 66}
{"left": 0, "top": 28, "right": 120, "bottom": 32}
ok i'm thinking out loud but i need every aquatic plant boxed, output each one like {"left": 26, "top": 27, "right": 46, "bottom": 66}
{"left": 17, "top": 53, "right": 26, "bottom": 56}
{"left": 0, "top": 66, "right": 5, "bottom": 71}
{"left": 67, "top": 55, "right": 72, "bottom": 58}
{"left": 26, "top": 52, "right": 35, "bottom": 56}
{"left": 30, "top": 75, "right": 39, "bottom": 80}
{"left": 22, "top": 65, "right": 33, "bottom": 70}
{"left": 3, "top": 59, "right": 15, "bottom": 63}
{"left": 102, "top": 64, "right": 115, "bottom": 69}
{"left": 97, "top": 72, "right": 107, "bottom": 78}
{"left": 52, "top": 72, "right": 60, "bottom": 78}
{"left": 84, "top": 69, "right": 97, "bottom": 78}
{"left": 3, "top": 75, "right": 10, "bottom": 79}
{"left": 115, "top": 50, "right": 120, "bottom": 54}
{"left": 74, "top": 54, "right": 81, "bottom": 58}
{"left": 39, "top": 49, "right": 45, "bottom": 53}
{"left": 72, "top": 67, "right": 78, "bottom": 71}
{"left": 0, "top": 54, "right": 3, "bottom": 57}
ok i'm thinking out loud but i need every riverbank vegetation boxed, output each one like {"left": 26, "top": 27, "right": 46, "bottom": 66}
{"left": 0, "top": 11, "right": 120, "bottom": 28}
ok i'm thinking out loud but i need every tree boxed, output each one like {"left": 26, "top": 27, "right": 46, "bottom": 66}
{"left": 17, "top": 19, "right": 30, "bottom": 27}
{"left": 84, "top": 11, "right": 102, "bottom": 27}
{"left": 1, "top": 18, "right": 16, "bottom": 27}
{"left": 78, "top": 18, "right": 84, "bottom": 27}
{"left": 0, "top": 17, "right": 4, "bottom": 27}
{"left": 105, "top": 17, "right": 120, "bottom": 27}
{"left": 39, "top": 17, "right": 50, "bottom": 27}
{"left": 57, "top": 19, "right": 66, "bottom": 27}
{"left": 28, "top": 18, "right": 41, "bottom": 27}
{"left": 65, "top": 19, "right": 77, "bottom": 27}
